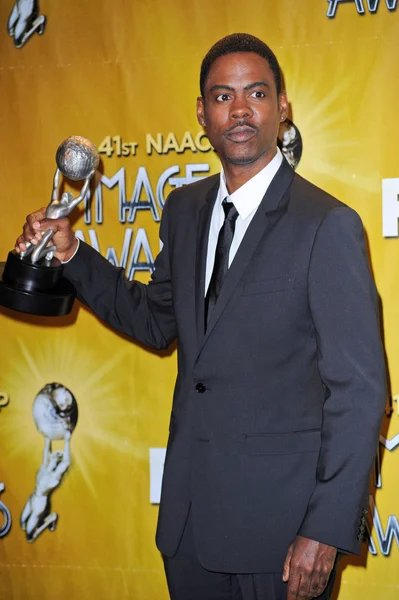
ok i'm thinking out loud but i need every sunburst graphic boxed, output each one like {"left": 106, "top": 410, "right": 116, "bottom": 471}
{"left": 0, "top": 331, "right": 141, "bottom": 497}
{"left": 285, "top": 71, "right": 372, "bottom": 190}
{"left": 279, "top": 36, "right": 386, "bottom": 200}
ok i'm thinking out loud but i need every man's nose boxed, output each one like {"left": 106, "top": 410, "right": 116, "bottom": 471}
{"left": 230, "top": 97, "right": 253, "bottom": 120}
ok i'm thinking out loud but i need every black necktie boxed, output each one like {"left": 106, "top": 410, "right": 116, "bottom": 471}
{"left": 205, "top": 200, "right": 239, "bottom": 330}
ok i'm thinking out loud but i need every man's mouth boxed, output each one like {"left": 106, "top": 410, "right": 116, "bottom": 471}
{"left": 225, "top": 124, "right": 258, "bottom": 143}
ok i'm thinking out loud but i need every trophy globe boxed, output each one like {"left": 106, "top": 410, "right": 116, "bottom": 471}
{"left": 32, "top": 383, "right": 78, "bottom": 441}
{"left": 55, "top": 136, "right": 99, "bottom": 182}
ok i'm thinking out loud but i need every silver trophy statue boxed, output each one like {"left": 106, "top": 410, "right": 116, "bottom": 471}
{"left": 0, "top": 136, "right": 99, "bottom": 316}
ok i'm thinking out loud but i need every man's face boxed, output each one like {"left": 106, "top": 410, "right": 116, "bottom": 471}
{"left": 197, "top": 52, "right": 288, "bottom": 168}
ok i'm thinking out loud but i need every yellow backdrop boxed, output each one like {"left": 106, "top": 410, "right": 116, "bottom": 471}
{"left": 0, "top": 1, "right": 398, "bottom": 598}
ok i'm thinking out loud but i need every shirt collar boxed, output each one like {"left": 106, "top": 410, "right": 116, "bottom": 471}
{"left": 218, "top": 148, "right": 283, "bottom": 219}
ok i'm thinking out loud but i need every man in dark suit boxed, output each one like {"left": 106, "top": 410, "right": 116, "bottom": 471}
{"left": 17, "top": 34, "right": 386, "bottom": 600}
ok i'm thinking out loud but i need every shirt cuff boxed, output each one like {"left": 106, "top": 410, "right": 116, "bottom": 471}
{"left": 61, "top": 238, "right": 80, "bottom": 264}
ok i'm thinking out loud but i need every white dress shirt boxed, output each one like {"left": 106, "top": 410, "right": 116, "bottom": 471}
{"left": 205, "top": 148, "right": 283, "bottom": 295}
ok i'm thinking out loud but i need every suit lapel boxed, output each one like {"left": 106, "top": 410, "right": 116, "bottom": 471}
{"left": 201, "top": 159, "right": 295, "bottom": 347}
{"left": 195, "top": 179, "right": 219, "bottom": 348}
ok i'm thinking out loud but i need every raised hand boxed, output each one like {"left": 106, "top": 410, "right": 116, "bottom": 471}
{"left": 15, "top": 208, "right": 78, "bottom": 263}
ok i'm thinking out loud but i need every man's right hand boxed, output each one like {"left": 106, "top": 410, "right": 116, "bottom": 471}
{"left": 15, "top": 207, "right": 78, "bottom": 262}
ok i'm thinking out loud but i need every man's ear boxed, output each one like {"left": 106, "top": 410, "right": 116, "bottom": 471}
{"left": 197, "top": 97, "right": 206, "bottom": 128}
{"left": 279, "top": 91, "right": 289, "bottom": 122}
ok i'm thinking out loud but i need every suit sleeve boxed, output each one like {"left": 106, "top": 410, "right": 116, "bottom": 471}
{"left": 297, "top": 206, "right": 386, "bottom": 553}
{"left": 63, "top": 195, "right": 177, "bottom": 350}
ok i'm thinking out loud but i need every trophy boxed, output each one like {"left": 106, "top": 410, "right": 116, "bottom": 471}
{"left": 0, "top": 136, "right": 99, "bottom": 316}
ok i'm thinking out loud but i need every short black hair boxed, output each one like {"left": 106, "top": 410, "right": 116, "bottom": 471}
{"left": 200, "top": 33, "right": 282, "bottom": 98}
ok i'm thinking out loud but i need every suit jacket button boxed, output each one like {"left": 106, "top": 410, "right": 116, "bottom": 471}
{"left": 196, "top": 383, "right": 206, "bottom": 393}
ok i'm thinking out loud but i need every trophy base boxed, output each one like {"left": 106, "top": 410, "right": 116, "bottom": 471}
{"left": 0, "top": 251, "right": 76, "bottom": 317}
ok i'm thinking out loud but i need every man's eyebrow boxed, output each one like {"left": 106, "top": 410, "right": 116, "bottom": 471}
{"left": 208, "top": 84, "right": 235, "bottom": 93}
{"left": 208, "top": 82, "right": 271, "bottom": 94}
{"left": 244, "top": 81, "right": 270, "bottom": 91}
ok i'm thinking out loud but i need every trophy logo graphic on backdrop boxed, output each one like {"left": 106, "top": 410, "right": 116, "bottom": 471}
{"left": 0, "top": 392, "right": 12, "bottom": 537}
{"left": 277, "top": 118, "right": 303, "bottom": 170}
{"left": 8, "top": 0, "right": 46, "bottom": 48}
{"left": 20, "top": 383, "right": 78, "bottom": 542}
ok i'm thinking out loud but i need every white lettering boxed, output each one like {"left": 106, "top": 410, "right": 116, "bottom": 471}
{"left": 0, "top": 483, "right": 11, "bottom": 538}
{"left": 367, "top": 495, "right": 399, "bottom": 556}
{"left": 367, "top": 0, "right": 397, "bottom": 11}
{"left": 382, "top": 178, "right": 399, "bottom": 237}
{"left": 149, "top": 448, "right": 166, "bottom": 504}
{"left": 127, "top": 228, "right": 155, "bottom": 280}
{"left": 327, "top": 0, "right": 365, "bottom": 18}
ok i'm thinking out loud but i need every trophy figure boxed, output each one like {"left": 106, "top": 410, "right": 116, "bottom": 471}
{"left": 0, "top": 136, "right": 99, "bottom": 316}
{"left": 8, "top": 1, "right": 47, "bottom": 49}
{"left": 20, "top": 382, "right": 78, "bottom": 543}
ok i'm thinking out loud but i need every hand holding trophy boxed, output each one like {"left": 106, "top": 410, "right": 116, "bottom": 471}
{"left": 0, "top": 136, "right": 99, "bottom": 316}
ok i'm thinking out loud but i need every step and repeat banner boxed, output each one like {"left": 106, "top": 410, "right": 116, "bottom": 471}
{"left": 0, "top": 1, "right": 398, "bottom": 599}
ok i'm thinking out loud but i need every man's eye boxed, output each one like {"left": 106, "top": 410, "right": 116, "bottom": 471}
{"left": 216, "top": 94, "right": 231, "bottom": 102}
{"left": 251, "top": 91, "right": 266, "bottom": 98}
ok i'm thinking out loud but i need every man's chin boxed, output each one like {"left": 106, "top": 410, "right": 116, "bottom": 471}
{"left": 225, "top": 153, "right": 259, "bottom": 166}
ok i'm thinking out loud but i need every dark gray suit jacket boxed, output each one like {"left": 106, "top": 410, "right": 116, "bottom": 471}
{"left": 64, "top": 158, "right": 386, "bottom": 573}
